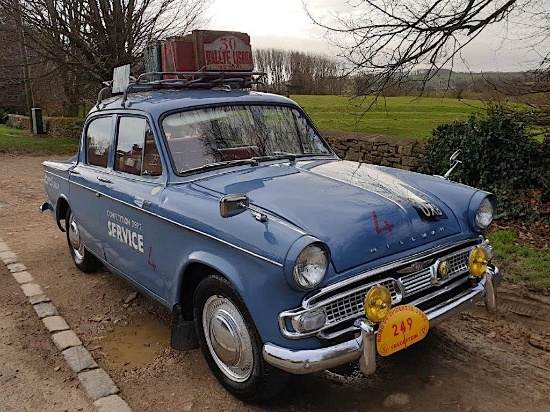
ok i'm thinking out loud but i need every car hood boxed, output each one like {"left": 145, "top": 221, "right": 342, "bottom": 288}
{"left": 195, "top": 159, "right": 474, "bottom": 272}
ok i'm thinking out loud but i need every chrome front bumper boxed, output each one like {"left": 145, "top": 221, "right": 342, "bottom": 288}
{"left": 263, "top": 266, "right": 500, "bottom": 375}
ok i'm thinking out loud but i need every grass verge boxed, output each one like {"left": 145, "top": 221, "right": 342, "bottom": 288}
{"left": 0, "top": 125, "right": 78, "bottom": 156}
{"left": 488, "top": 229, "right": 549, "bottom": 293}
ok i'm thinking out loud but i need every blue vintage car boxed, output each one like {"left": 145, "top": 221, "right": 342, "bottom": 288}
{"left": 41, "top": 72, "right": 500, "bottom": 401}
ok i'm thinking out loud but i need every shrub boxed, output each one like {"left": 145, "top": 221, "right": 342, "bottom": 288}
{"left": 420, "top": 104, "right": 549, "bottom": 223}
{"left": 0, "top": 109, "right": 8, "bottom": 124}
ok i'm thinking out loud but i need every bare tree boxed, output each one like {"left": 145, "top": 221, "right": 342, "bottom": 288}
{"left": 1, "top": 0, "right": 211, "bottom": 115}
{"left": 254, "top": 48, "right": 345, "bottom": 95}
{"left": 305, "top": 0, "right": 550, "bottom": 97}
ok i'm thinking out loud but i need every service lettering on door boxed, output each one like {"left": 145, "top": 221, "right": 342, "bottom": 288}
{"left": 106, "top": 210, "right": 144, "bottom": 253}
{"left": 203, "top": 36, "right": 253, "bottom": 71}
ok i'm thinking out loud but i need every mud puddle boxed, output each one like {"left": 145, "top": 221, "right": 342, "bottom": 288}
{"left": 99, "top": 318, "right": 171, "bottom": 371}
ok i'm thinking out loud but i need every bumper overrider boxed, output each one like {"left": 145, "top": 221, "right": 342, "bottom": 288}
{"left": 263, "top": 265, "right": 500, "bottom": 375}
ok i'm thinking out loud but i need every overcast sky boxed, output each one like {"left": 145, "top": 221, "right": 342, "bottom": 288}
{"left": 208, "top": 0, "right": 547, "bottom": 72}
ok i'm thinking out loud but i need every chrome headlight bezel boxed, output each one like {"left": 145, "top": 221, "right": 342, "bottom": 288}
{"left": 292, "top": 243, "right": 328, "bottom": 289}
{"left": 475, "top": 196, "right": 495, "bottom": 230}
{"left": 469, "top": 193, "right": 496, "bottom": 233}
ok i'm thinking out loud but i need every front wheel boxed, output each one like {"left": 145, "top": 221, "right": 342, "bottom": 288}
{"left": 194, "top": 275, "right": 288, "bottom": 402}
{"left": 65, "top": 207, "right": 102, "bottom": 273}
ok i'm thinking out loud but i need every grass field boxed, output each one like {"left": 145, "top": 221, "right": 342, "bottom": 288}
{"left": 0, "top": 125, "right": 79, "bottom": 155}
{"left": 292, "top": 95, "right": 486, "bottom": 139}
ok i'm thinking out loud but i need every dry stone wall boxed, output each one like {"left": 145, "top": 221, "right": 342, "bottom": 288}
{"left": 322, "top": 130, "right": 427, "bottom": 172}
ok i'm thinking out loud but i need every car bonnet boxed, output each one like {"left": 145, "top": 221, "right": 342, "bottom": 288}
{"left": 194, "top": 159, "right": 465, "bottom": 273}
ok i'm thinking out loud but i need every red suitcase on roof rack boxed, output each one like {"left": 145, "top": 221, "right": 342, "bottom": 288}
{"left": 159, "top": 30, "right": 253, "bottom": 73}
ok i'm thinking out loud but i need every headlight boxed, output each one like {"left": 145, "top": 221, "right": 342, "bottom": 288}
{"left": 475, "top": 197, "right": 494, "bottom": 229}
{"left": 293, "top": 244, "right": 328, "bottom": 289}
{"left": 291, "top": 310, "right": 327, "bottom": 333}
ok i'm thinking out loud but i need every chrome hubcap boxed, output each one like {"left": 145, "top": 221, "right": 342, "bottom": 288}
{"left": 68, "top": 213, "right": 85, "bottom": 262}
{"left": 203, "top": 296, "right": 253, "bottom": 382}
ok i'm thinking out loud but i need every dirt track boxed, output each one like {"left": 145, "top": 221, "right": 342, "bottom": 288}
{"left": 1, "top": 154, "right": 549, "bottom": 412}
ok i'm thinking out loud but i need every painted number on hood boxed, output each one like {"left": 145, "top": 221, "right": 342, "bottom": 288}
{"left": 414, "top": 203, "right": 445, "bottom": 221}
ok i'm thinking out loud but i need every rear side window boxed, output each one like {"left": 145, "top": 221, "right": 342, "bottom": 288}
{"left": 86, "top": 116, "right": 113, "bottom": 168}
{"left": 115, "top": 117, "right": 162, "bottom": 177}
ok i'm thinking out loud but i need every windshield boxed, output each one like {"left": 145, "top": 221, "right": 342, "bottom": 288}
{"left": 161, "top": 105, "right": 333, "bottom": 173}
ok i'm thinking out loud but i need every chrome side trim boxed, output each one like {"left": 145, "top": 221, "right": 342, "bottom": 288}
{"left": 68, "top": 179, "right": 283, "bottom": 267}
{"left": 43, "top": 163, "right": 74, "bottom": 172}
{"left": 264, "top": 267, "right": 499, "bottom": 375}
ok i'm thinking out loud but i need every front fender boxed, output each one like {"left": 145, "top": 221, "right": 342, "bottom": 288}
{"left": 169, "top": 247, "right": 317, "bottom": 349}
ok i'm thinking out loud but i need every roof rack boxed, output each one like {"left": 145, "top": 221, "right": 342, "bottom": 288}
{"left": 96, "top": 71, "right": 267, "bottom": 109}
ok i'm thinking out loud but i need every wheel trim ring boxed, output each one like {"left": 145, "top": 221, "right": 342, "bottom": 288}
{"left": 202, "top": 295, "right": 254, "bottom": 382}
{"left": 68, "top": 213, "right": 85, "bottom": 262}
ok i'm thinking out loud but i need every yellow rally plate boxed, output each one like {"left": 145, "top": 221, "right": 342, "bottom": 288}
{"left": 376, "top": 305, "right": 430, "bottom": 357}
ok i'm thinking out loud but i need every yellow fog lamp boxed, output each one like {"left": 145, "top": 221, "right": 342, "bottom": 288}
{"left": 364, "top": 286, "right": 392, "bottom": 322}
{"left": 469, "top": 246, "right": 488, "bottom": 277}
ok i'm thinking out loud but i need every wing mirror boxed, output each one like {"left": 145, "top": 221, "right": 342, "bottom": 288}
{"left": 220, "top": 194, "right": 249, "bottom": 218}
{"left": 443, "top": 149, "right": 462, "bottom": 180}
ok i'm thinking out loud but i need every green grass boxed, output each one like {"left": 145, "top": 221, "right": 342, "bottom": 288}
{"left": 0, "top": 125, "right": 78, "bottom": 155}
{"left": 488, "top": 230, "right": 550, "bottom": 292}
{"left": 292, "top": 95, "right": 486, "bottom": 139}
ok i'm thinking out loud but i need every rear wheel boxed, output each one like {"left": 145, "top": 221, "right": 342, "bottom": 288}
{"left": 194, "top": 275, "right": 288, "bottom": 402}
{"left": 65, "top": 207, "right": 102, "bottom": 273}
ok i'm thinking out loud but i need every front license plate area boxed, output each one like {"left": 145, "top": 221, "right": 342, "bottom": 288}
{"left": 376, "top": 305, "right": 430, "bottom": 356}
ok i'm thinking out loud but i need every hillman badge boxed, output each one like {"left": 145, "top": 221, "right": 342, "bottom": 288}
{"left": 437, "top": 260, "right": 450, "bottom": 278}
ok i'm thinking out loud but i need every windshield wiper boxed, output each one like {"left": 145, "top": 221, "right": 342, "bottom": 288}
{"left": 179, "top": 159, "right": 258, "bottom": 174}
{"left": 252, "top": 153, "right": 335, "bottom": 163}
{"left": 252, "top": 153, "right": 297, "bottom": 162}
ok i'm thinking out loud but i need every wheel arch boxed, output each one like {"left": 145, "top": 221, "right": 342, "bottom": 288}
{"left": 174, "top": 252, "right": 245, "bottom": 321}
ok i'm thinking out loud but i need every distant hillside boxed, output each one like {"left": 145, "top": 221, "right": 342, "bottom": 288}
{"left": 410, "top": 69, "right": 530, "bottom": 91}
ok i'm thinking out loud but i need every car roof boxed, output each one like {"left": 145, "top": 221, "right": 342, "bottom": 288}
{"left": 91, "top": 89, "right": 299, "bottom": 119}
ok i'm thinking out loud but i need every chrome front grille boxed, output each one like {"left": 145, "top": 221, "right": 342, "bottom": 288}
{"left": 447, "top": 250, "right": 469, "bottom": 277}
{"left": 399, "top": 248, "right": 471, "bottom": 297}
{"left": 324, "top": 278, "right": 400, "bottom": 325}
{"left": 279, "top": 241, "right": 480, "bottom": 340}
{"left": 399, "top": 269, "right": 432, "bottom": 295}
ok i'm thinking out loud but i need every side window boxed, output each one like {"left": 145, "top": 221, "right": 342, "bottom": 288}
{"left": 115, "top": 117, "right": 162, "bottom": 177}
{"left": 86, "top": 116, "right": 113, "bottom": 168}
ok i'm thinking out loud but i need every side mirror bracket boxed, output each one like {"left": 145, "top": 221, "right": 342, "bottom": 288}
{"left": 443, "top": 149, "right": 462, "bottom": 180}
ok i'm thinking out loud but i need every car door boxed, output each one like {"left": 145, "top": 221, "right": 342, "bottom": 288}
{"left": 101, "top": 115, "right": 167, "bottom": 299}
{"left": 69, "top": 115, "right": 115, "bottom": 259}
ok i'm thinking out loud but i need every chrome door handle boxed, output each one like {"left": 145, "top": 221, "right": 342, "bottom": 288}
{"left": 97, "top": 176, "right": 112, "bottom": 184}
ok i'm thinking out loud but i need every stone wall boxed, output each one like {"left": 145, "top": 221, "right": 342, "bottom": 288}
{"left": 6, "top": 114, "right": 31, "bottom": 131}
{"left": 7, "top": 114, "right": 84, "bottom": 139}
{"left": 322, "top": 130, "right": 427, "bottom": 172}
